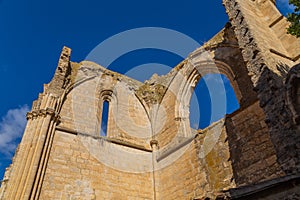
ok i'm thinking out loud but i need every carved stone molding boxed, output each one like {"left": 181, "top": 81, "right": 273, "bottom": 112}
{"left": 100, "top": 90, "right": 113, "bottom": 102}
{"left": 26, "top": 108, "right": 59, "bottom": 121}
{"left": 286, "top": 64, "right": 300, "bottom": 125}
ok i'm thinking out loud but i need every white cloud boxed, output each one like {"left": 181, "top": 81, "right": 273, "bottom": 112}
{"left": 0, "top": 105, "right": 29, "bottom": 157}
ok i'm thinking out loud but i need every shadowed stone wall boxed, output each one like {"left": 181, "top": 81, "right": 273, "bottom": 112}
{"left": 223, "top": 0, "right": 300, "bottom": 174}
{"left": 1, "top": 1, "right": 300, "bottom": 199}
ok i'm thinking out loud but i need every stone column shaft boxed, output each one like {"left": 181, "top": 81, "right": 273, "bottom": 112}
{"left": 3, "top": 94, "right": 59, "bottom": 200}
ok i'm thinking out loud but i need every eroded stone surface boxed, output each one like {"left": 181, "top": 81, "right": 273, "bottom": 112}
{"left": 1, "top": 0, "right": 300, "bottom": 199}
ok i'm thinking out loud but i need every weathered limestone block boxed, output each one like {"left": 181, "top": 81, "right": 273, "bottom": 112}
{"left": 1, "top": 1, "right": 300, "bottom": 199}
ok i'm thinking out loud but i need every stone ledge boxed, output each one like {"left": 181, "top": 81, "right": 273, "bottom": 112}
{"left": 225, "top": 173, "right": 300, "bottom": 199}
{"left": 55, "top": 126, "right": 152, "bottom": 152}
{"left": 156, "top": 136, "right": 195, "bottom": 162}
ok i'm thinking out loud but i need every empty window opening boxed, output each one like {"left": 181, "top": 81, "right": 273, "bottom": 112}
{"left": 190, "top": 74, "right": 240, "bottom": 129}
{"left": 100, "top": 100, "right": 109, "bottom": 136}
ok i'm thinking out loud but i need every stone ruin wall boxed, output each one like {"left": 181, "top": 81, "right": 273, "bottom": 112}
{"left": 40, "top": 130, "right": 154, "bottom": 199}
{"left": 38, "top": 60, "right": 237, "bottom": 199}
{"left": 35, "top": 69, "right": 284, "bottom": 199}
{"left": 1, "top": 51, "right": 283, "bottom": 199}
{"left": 1, "top": 0, "right": 300, "bottom": 199}
{"left": 223, "top": 0, "right": 300, "bottom": 173}
{"left": 225, "top": 101, "right": 284, "bottom": 186}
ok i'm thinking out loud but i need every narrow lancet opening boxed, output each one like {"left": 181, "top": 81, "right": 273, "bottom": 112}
{"left": 100, "top": 100, "right": 109, "bottom": 136}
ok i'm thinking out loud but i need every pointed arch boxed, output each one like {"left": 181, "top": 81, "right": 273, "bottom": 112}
{"left": 168, "top": 59, "right": 243, "bottom": 136}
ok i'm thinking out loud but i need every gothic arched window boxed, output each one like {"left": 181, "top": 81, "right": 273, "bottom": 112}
{"left": 99, "top": 90, "right": 113, "bottom": 137}
{"left": 190, "top": 73, "right": 240, "bottom": 129}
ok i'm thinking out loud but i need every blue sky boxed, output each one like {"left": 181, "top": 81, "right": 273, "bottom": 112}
{"left": 0, "top": 0, "right": 294, "bottom": 180}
